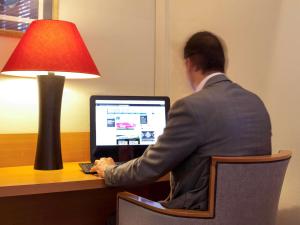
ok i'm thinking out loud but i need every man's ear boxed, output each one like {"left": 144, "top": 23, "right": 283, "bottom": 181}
{"left": 186, "top": 58, "right": 199, "bottom": 73}
{"left": 185, "top": 58, "right": 193, "bottom": 73}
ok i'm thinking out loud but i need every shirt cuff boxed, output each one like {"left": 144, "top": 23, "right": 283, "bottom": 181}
{"left": 104, "top": 165, "right": 117, "bottom": 186}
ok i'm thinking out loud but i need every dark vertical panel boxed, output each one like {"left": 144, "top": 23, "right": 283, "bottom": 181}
{"left": 43, "top": 0, "right": 53, "bottom": 19}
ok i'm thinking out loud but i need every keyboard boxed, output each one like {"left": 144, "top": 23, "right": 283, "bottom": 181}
{"left": 79, "top": 162, "right": 124, "bottom": 174}
{"left": 79, "top": 163, "right": 96, "bottom": 174}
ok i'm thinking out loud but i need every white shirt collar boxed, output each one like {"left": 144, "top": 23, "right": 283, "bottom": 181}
{"left": 195, "top": 72, "right": 224, "bottom": 92}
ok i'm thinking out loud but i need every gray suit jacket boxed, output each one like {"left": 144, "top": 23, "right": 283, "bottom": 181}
{"left": 104, "top": 75, "right": 272, "bottom": 210}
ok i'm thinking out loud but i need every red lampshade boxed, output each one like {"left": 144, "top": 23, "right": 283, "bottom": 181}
{"left": 1, "top": 20, "right": 100, "bottom": 79}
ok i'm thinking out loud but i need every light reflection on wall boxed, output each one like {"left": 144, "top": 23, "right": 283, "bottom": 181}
{"left": 0, "top": 77, "right": 38, "bottom": 133}
{"left": 0, "top": 77, "right": 92, "bottom": 134}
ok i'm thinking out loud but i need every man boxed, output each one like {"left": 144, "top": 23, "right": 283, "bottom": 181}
{"left": 91, "top": 31, "right": 272, "bottom": 210}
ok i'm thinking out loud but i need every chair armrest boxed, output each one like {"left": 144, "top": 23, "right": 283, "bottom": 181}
{"left": 117, "top": 192, "right": 213, "bottom": 218}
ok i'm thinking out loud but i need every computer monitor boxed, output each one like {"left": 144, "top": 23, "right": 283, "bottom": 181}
{"left": 90, "top": 95, "right": 170, "bottom": 162}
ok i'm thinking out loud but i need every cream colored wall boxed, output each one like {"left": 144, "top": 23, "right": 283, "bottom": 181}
{"left": 164, "top": 0, "right": 281, "bottom": 102}
{"left": 0, "top": 0, "right": 155, "bottom": 133}
{"left": 156, "top": 0, "right": 299, "bottom": 224}
{"left": 265, "top": 0, "right": 300, "bottom": 224}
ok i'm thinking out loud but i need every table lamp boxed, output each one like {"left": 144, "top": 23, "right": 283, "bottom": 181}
{"left": 0, "top": 20, "right": 100, "bottom": 170}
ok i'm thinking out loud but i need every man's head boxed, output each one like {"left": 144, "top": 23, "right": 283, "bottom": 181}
{"left": 184, "top": 31, "right": 226, "bottom": 90}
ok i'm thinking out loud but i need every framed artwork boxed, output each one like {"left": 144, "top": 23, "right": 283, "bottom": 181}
{"left": 0, "top": 0, "right": 59, "bottom": 37}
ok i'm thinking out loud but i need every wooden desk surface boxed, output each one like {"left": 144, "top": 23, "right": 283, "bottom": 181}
{"left": 0, "top": 162, "right": 169, "bottom": 198}
{"left": 0, "top": 134, "right": 171, "bottom": 225}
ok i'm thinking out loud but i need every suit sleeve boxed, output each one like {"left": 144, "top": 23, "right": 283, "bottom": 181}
{"left": 104, "top": 99, "right": 203, "bottom": 186}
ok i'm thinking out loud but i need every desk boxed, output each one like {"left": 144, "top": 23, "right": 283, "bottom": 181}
{"left": 0, "top": 162, "right": 170, "bottom": 225}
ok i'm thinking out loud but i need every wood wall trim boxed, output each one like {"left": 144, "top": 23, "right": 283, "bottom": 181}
{"left": 154, "top": 0, "right": 170, "bottom": 96}
{"left": 52, "top": 0, "right": 59, "bottom": 19}
{"left": 0, "top": 132, "right": 90, "bottom": 167}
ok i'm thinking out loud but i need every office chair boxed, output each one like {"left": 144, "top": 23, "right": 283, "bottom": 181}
{"left": 117, "top": 150, "right": 292, "bottom": 225}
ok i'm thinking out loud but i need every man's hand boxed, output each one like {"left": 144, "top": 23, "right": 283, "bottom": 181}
{"left": 90, "top": 157, "right": 116, "bottom": 178}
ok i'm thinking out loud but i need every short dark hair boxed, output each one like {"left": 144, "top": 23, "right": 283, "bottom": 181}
{"left": 184, "top": 31, "right": 225, "bottom": 73}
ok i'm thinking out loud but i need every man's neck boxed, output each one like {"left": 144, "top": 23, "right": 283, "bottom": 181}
{"left": 193, "top": 71, "right": 223, "bottom": 92}
{"left": 192, "top": 70, "right": 220, "bottom": 89}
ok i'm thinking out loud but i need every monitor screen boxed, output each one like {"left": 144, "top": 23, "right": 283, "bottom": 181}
{"left": 90, "top": 96, "right": 170, "bottom": 162}
{"left": 95, "top": 99, "right": 167, "bottom": 146}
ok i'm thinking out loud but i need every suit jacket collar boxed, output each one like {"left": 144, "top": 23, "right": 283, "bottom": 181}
{"left": 203, "top": 74, "right": 231, "bottom": 89}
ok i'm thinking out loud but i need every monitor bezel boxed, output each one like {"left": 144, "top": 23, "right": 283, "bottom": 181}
{"left": 90, "top": 95, "right": 170, "bottom": 162}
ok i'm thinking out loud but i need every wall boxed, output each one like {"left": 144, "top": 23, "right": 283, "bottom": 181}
{"left": 164, "top": 0, "right": 282, "bottom": 102}
{"left": 156, "top": 0, "right": 299, "bottom": 224}
{"left": 1, "top": 0, "right": 299, "bottom": 223}
{"left": 265, "top": 0, "right": 300, "bottom": 224}
{"left": 0, "top": 0, "right": 155, "bottom": 133}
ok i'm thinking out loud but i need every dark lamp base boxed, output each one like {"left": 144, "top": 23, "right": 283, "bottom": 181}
{"left": 34, "top": 75, "right": 65, "bottom": 170}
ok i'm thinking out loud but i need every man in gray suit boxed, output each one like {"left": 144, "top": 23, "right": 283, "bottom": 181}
{"left": 91, "top": 31, "right": 272, "bottom": 210}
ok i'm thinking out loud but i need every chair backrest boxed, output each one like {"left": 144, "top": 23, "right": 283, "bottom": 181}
{"left": 117, "top": 151, "right": 291, "bottom": 225}
{"left": 208, "top": 150, "right": 291, "bottom": 225}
